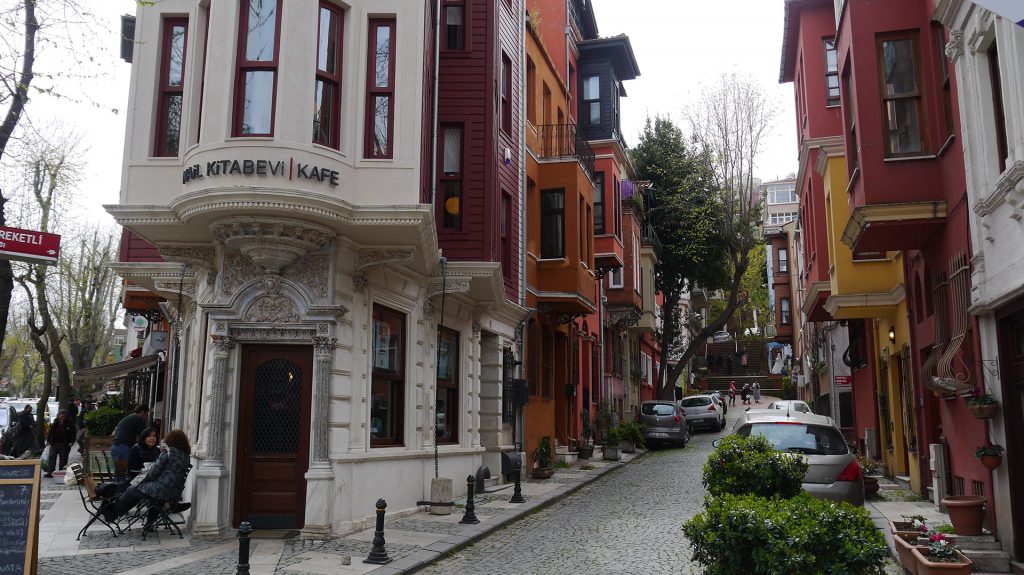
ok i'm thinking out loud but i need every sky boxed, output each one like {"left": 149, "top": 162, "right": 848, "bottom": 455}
{"left": 14, "top": 0, "right": 797, "bottom": 225}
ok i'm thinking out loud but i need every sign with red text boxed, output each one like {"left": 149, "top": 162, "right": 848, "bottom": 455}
{"left": 834, "top": 375, "right": 852, "bottom": 389}
{"left": 0, "top": 226, "right": 61, "bottom": 266}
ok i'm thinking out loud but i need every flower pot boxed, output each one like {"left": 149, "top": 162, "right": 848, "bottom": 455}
{"left": 894, "top": 533, "right": 926, "bottom": 575}
{"left": 979, "top": 454, "right": 1002, "bottom": 470}
{"left": 531, "top": 467, "right": 554, "bottom": 479}
{"left": 578, "top": 445, "right": 594, "bottom": 460}
{"left": 603, "top": 445, "right": 620, "bottom": 461}
{"left": 911, "top": 547, "right": 972, "bottom": 575}
{"left": 619, "top": 440, "right": 635, "bottom": 454}
{"left": 864, "top": 476, "right": 880, "bottom": 497}
{"left": 941, "top": 495, "right": 986, "bottom": 536}
{"left": 968, "top": 403, "right": 999, "bottom": 419}
{"left": 890, "top": 520, "right": 924, "bottom": 540}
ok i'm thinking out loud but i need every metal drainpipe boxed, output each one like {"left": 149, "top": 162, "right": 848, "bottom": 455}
{"left": 430, "top": 0, "right": 441, "bottom": 210}
{"left": 518, "top": 0, "right": 528, "bottom": 452}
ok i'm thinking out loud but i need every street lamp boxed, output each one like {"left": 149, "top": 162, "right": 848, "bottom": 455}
{"left": 888, "top": 326, "right": 896, "bottom": 344}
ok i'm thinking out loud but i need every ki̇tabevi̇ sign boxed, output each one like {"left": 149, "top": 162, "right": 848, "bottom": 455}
{"left": 182, "top": 157, "right": 340, "bottom": 187}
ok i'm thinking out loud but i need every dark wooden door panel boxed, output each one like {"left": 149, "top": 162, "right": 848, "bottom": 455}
{"left": 997, "top": 309, "right": 1024, "bottom": 559}
{"left": 234, "top": 345, "right": 312, "bottom": 530}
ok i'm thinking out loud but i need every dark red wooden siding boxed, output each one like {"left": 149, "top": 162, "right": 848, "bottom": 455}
{"left": 119, "top": 228, "right": 164, "bottom": 262}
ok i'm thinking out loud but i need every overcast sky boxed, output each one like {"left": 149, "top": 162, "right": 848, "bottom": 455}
{"left": 18, "top": 0, "right": 797, "bottom": 224}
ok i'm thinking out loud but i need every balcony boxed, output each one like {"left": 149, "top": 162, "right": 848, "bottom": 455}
{"left": 535, "top": 123, "right": 595, "bottom": 180}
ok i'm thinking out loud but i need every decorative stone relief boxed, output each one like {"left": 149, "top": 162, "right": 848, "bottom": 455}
{"left": 423, "top": 300, "right": 435, "bottom": 316}
{"left": 426, "top": 277, "right": 471, "bottom": 299}
{"left": 312, "top": 336, "right": 338, "bottom": 355}
{"left": 230, "top": 326, "right": 319, "bottom": 342}
{"left": 159, "top": 245, "right": 216, "bottom": 270}
{"left": 212, "top": 217, "right": 334, "bottom": 273}
{"left": 607, "top": 308, "right": 642, "bottom": 329}
{"left": 311, "top": 336, "right": 337, "bottom": 463}
{"left": 352, "top": 273, "right": 369, "bottom": 293}
{"left": 153, "top": 279, "right": 197, "bottom": 300}
{"left": 356, "top": 248, "right": 415, "bottom": 271}
{"left": 206, "top": 335, "right": 235, "bottom": 464}
{"left": 295, "top": 254, "right": 330, "bottom": 298}
{"left": 243, "top": 296, "right": 301, "bottom": 323}
{"left": 220, "top": 251, "right": 262, "bottom": 297}
{"left": 944, "top": 29, "right": 964, "bottom": 61}
{"left": 210, "top": 335, "right": 235, "bottom": 353}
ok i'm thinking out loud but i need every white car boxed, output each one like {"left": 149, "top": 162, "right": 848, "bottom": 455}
{"left": 680, "top": 394, "right": 726, "bottom": 431}
{"left": 712, "top": 330, "right": 732, "bottom": 343}
{"left": 766, "top": 400, "right": 813, "bottom": 414}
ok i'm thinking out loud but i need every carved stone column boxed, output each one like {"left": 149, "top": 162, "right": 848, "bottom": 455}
{"left": 193, "top": 334, "right": 234, "bottom": 538}
{"left": 303, "top": 335, "right": 337, "bottom": 538}
{"left": 206, "top": 335, "right": 235, "bottom": 465}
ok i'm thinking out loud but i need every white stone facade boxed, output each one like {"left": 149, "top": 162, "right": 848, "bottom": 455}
{"left": 937, "top": 0, "right": 1024, "bottom": 559}
{"left": 108, "top": 0, "right": 524, "bottom": 536}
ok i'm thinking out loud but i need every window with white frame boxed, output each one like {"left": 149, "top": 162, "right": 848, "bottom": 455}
{"left": 608, "top": 267, "right": 623, "bottom": 289}
{"left": 769, "top": 212, "right": 798, "bottom": 225}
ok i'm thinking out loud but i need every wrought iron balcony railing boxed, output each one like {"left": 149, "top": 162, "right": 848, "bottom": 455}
{"left": 536, "top": 123, "right": 595, "bottom": 179}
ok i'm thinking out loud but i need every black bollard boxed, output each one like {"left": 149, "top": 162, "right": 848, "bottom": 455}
{"left": 236, "top": 521, "right": 253, "bottom": 575}
{"left": 509, "top": 455, "right": 525, "bottom": 503}
{"left": 460, "top": 475, "right": 480, "bottom": 524}
{"left": 364, "top": 498, "right": 393, "bottom": 565}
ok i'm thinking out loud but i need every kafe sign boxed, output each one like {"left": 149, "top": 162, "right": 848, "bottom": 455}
{"left": 182, "top": 157, "right": 340, "bottom": 187}
{"left": 0, "top": 226, "right": 61, "bottom": 266}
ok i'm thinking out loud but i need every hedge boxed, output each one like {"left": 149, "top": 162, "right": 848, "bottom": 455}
{"left": 703, "top": 434, "right": 808, "bottom": 499}
{"left": 682, "top": 492, "right": 888, "bottom": 575}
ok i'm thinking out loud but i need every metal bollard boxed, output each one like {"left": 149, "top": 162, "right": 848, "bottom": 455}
{"left": 460, "top": 475, "right": 480, "bottom": 524}
{"left": 363, "top": 498, "right": 393, "bottom": 565}
{"left": 509, "top": 456, "right": 525, "bottom": 503}
{"left": 236, "top": 521, "right": 253, "bottom": 575}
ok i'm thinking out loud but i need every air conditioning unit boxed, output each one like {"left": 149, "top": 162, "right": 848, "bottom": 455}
{"left": 864, "top": 428, "right": 878, "bottom": 459}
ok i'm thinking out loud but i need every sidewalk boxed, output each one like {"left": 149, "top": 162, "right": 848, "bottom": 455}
{"left": 865, "top": 478, "right": 1013, "bottom": 575}
{"left": 37, "top": 450, "right": 644, "bottom": 575}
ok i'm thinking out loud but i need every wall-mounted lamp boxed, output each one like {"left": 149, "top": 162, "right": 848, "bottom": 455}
{"left": 888, "top": 326, "right": 896, "bottom": 344}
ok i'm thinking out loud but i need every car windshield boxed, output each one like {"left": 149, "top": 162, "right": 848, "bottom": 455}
{"left": 739, "top": 423, "right": 849, "bottom": 455}
{"left": 681, "top": 397, "right": 711, "bottom": 408}
{"left": 770, "top": 402, "right": 810, "bottom": 413}
{"left": 641, "top": 404, "right": 675, "bottom": 416}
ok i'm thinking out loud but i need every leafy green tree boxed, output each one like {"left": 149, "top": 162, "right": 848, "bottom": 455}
{"left": 635, "top": 74, "right": 773, "bottom": 399}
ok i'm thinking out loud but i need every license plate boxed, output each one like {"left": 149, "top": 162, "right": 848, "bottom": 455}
{"left": 703, "top": 418, "right": 715, "bottom": 424}
{"left": 650, "top": 432, "right": 669, "bottom": 438}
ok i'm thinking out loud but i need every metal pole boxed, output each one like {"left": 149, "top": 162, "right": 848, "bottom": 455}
{"left": 460, "top": 475, "right": 480, "bottom": 524}
{"left": 509, "top": 451, "right": 525, "bottom": 503}
{"left": 364, "top": 499, "right": 393, "bottom": 564}
{"left": 236, "top": 521, "right": 252, "bottom": 575}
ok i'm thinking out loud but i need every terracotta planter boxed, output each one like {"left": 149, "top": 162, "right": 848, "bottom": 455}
{"left": 890, "top": 520, "right": 924, "bottom": 540}
{"left": 979, "top": 454, "right": 1002, "bottom": 470}
{"left": 968, "top": 403, "right": 999, "bottom": 419}
{"left": 941, "top": 495, "right": 986, "bottom": 536}
{"left": 864, "top": 476, "right": 880, "bottom": 497}
{"left": 894, "top": 533, "right": 926, "bottom": 575}
{"left": 531, "top": 467, "right": 554, "bottom": 479}
{"left": 911, "top": 547, "right": 972, "bottom": 575}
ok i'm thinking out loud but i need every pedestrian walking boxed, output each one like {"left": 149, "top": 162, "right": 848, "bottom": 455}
{"left": 45, "top": 410, "right": 76, "bottom": 477}
{"left": 111, "top": 405, "right": 150, "bottom": 484}
{"left": 728, "top": 381, "right": 737, "bottom": 406}
{"left": 741, "top": 383, "right": 751, "bottom": 405}
{"left": 753, "top": 381, "right": 761, "bottom": 404}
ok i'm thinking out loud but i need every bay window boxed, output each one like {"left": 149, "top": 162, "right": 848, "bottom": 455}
{"left": 365, "top": 18, "right": 396, "bottom": 158}
{"left": 155, "top": 18, "right": 187, "bottom": 156}
{"left": 583, "top": 75, "right": 600, "bottom": 125}
{"left": 313, "top": 2, "right": 343, "bottom": 148}
{"left": 877, "top": 34, "right": 925, "bottom": 157}
{"left": 371, "top": 304, "right": 405, "bottom": 446}
{"left": 234, "top": 0, "right": 281, "bottom": 137}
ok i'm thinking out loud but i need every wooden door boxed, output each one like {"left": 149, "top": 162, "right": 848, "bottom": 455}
{"left": 997, "top": 309, "right": 1024, "bottom": 559}
{"left": 233, "top": 345, "right": 313, "bottom": 529}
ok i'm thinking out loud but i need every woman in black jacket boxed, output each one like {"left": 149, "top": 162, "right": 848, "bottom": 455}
{"left": 104, "top": 429, "right": 191, "bottom": 525}
{"left": 127, "top": 427, "right": 161, "bottom": 481}
{"left": 44, "top": 410, "right": 76, "bottom": 477}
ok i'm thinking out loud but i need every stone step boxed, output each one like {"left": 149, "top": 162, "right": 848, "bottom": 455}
{"left": 949, "top": 534, "right": 1003, "bottom": 551}
{"left": 962, "top": 549, "right": 1011, "bottom": 573}
{"left": 894, "top": 475, "right": 912, "bottom": 490}
{"left": 1009, "top": 560, "right": 1024, "bottom": 574}
{"left": 555, "top": 452, "right": 577, "bottom": 465}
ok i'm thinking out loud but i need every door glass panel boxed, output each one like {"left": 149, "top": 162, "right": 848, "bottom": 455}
{"left": 251, "top": 359, "right": 302, "bottom": 453}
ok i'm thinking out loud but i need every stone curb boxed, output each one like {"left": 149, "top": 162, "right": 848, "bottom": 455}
{"left": 388, "top": 450, "right": 649, "bottom": 574}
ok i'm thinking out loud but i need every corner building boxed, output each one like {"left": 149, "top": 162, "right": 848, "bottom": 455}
{"left": 109, "top": 0, "right": 525, "bottom": 537}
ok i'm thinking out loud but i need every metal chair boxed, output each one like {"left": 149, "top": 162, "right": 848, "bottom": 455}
{"left": 138, "top": 463, "right": 193, "bottom": 540}
{"left": 69, "top": 463, "right": 119, "bottom": 540}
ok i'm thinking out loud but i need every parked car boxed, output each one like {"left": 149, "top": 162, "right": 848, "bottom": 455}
{"left": 712, "top": 330, "right": 732, "bottom": 343}
{"left": 680, "top": 394, "right": 726, "bottom": 432}
{"left": 729, "top": 409, "right": 864, "bottom": 506}
{"left": 765, "top": 400, "right": 813, "bottom": 414}
{"left": 709, "top": 391, "right": 728, "bottom": 415}
{"left": 637, "top": 401, "right": 689, "bottom": 447}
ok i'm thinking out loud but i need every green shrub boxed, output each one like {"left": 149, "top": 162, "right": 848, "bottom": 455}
{"left": 781, "top": 376, "right": 796, "bottom": 400}
{"left": 84, "top": 405, "right": 126, "bottom": 436}
{"left": 683, "top": 493, "right": 887, "bottom": 575}
{"left": 613, "top": 421, "right": 645, "bottom": 448}
{"left": 703, "top": 434, "right": 808, "bottom": 499}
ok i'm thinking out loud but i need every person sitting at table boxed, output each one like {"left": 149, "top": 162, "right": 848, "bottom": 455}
{"left": 103, "top": 429, "right": 191, "bottom": 525}
{"left": 127, "top": 427, "right": 161, "bottom": 482}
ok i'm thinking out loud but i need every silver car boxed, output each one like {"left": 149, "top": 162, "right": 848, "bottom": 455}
{"left": 731, "top": 410, "right": 864, "bottom": 506}
{"left": 680, "top": 394, "right": 726, "bottom": 432}
{"left": 765, "top": 400, "right": 813, "bottom": 414}
{"left": 637, "top": 401, "right": 690, "bottom": 447}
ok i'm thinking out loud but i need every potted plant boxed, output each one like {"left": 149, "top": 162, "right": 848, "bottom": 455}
{"left": 578, "top": 409, "right": 594, "bottom": 460}
{"left": 531, "top": 436, "right": 555, "bottom": 479}
{"left": 894, "top": 531, "right": 927, "bottom": 575}
{"left": 603, "top": 425, "right": 622, "bottom": 461}
{"left": 966, "top": 393, "right": 999, "bottom": 419}
{"left": 891, "top": 515, "right": 929, "bottom": 540}
{"left": 612, "top": 421, "right": 645, "bottom": 453}
{"left": 911, "top": 532, "right": 973, "bottom": 575}
{"left": 857, "top": 455, "right": 882, "bottom": 497}
{"left": 940, "top": 495, "right": 986, "bottom": 536}
{"left": 975, "top": 443, "right": 1004, "bottom": 470}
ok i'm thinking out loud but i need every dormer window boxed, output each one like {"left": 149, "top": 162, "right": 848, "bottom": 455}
{"left": 583, "top": 75, "right": 600, "bottom": 125}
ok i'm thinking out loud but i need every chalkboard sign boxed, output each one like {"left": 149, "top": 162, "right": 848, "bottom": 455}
{"left": 0, "top": 460, "right": 41, "bottom": 575}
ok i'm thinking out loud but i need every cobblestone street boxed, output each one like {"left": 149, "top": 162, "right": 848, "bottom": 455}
{"left": 418, "top": 412, "right": 734, "bottom": 575}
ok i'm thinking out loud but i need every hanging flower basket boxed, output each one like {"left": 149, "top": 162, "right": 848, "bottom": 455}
{"left": 966, "top": 394, "right": 1000, "bottom": 419}
{"left": 976, "top": 444, "right": 1004, "bottom": 471}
